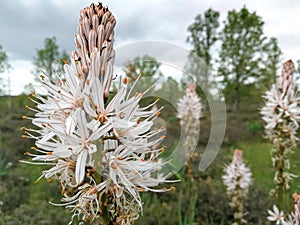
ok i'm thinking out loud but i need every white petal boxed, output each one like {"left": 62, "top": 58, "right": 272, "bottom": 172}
{"left": 75, "top": 150, "right": 88, "bottom": 184}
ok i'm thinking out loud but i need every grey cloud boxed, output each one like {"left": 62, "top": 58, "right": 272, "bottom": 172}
{"left": 0, "top": 0, "right": 201, "bottom": 62}
{"left": 0, "top": 0, "right": 79, "bottom": 60}
{"left": 2, "top": 0, "right": 299, "bottom": 66}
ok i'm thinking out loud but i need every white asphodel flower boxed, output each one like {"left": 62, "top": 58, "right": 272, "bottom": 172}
{"left": 267, "top": 205, "right": 285, "bottom": 225}
{"left": 177, "top": 81, "right": 202, "bottom": 162}
{"left": 222, "top": 149, "right": 252, "bottom": 225}
{"left": 222, "top": 149, "right": 252, "bottom": 192}
{"left": 261, "top": 60, "right": 300, "bottom": 149}
{"left": 261, "top": 60, "right": 300, "bottom": 196}
{"left": 22, "top": 3, "right": 176, "bottom": 224}
{"left": 177, "top": 82, "right": 202, "bottom": 120}
{"left": 267, "top": 193, "right": 300, "bottom": 225}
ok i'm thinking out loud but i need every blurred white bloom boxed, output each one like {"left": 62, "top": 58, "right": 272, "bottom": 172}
{"left": 177, "top": 82, "right": 202, "bottom": 120}
{"left": 267, "top": 205, "right": 284, "bottom": 225}
{"left": 282, "top": 214, "right": 297, "bottom": 225}
{"left": 222, "top": 149, "right": 252, "bottom": 191}
{"left": 22, "top": 3, "right": 175, "bottom": 224}
{"left": 267, "top": 193, "right": 300, "bottom": 225}
{"left": 222, "top": 149, "right": 252, "bottom": 225}
{"left": 177, "top": 82, "right": 202, "bottom": 164}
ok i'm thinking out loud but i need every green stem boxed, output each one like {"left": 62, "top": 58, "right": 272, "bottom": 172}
{"left": 274, "top": 143, "right": 287, "bottom": 209}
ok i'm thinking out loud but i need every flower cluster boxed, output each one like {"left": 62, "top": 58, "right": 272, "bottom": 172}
{"left": 177, "top": 82, "right": 202, "bottom": 177}
{"left": 267, "top": 193, "right": 300, "bottom": 225}
{"left": 177, "top": 82, "right": 202, "bottom": 120}
{"left": 222, "top": 149, "right": 252, "bottom": 225}
{"left": 22, "top": 3, "right": 174, "bottom": 225}
{"left": 261, "top": 60, "right": 300, "bottom": 199}
{"left": 261, "top": 60, "right": 300, "bottom": 149}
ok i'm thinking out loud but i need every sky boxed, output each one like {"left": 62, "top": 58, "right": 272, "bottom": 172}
{"left": 0, "top": 0, "right": 300, "bottom": 95}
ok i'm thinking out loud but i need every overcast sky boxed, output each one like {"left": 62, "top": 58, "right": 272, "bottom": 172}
{"left": 0, "top": 0, "right": 300, "bottom": 95}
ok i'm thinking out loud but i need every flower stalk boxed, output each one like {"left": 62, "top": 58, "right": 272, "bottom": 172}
{"left": 176, "top": 82, "right": 202, "bottom": 224}
{"left": 222, "top": 149, "right": 252, "bottom": 225}
{"left": 22, "top": 3, "right": 175, "bottom": 225}
{"left": 177, "top": 82, "right": 202, "bottom": 172}
{"left": 261, "top": 60, "right": 300, "bottom": 207}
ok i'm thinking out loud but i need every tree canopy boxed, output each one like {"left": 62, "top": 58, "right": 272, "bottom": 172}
{"left": 32, "top": 37, "right": 69, "bottom": 81}
{"left": 218, "top": 7, "right": 282, "bottom": 111}
{"left": 186, "top": 8, "right": 220, "bottom": 99}
{"left": 0, "top": 45, "right": 11, "bottom": 95}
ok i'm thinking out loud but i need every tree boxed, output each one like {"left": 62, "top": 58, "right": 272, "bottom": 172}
{"left": 186, "top": 9, "right": 220, "bottom": 97}
{"left": 218, "top": 7, "right": 276, "bottom": 111}
{"left": 123, "top": 55, "right": 162, "bottom": 93}
{"left": 32, "top": 37, "right": 69, "bottom": 81}
{"left": 0, "top": 45, "right": 11, "bottom": 95}
{"left": 260, "top": 37, "right": 282, "bottom": 88}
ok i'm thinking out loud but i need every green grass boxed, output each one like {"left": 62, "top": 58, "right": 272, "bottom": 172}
{"left": 233, "top": 142, "right": 274, "bottom": 191}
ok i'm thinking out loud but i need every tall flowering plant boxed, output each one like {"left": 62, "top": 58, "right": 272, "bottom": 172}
{"left": 261, "top": 60, "right": 300, "bottom": 205}
{"left": 222, "top": 149, "right": 252, "bottom": 225}
{"left": 177, "top": 82, "right": 202, "bottom": 165}
{"left": 22, "top": 3, "right": 175, "bottom": 225}
{"left": 176, "top": 82, "right": 202, "bottom": 224}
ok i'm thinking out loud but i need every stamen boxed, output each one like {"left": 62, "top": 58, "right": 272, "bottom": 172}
{"left": 136, "top": 118, "right": 141, "bottom": 124}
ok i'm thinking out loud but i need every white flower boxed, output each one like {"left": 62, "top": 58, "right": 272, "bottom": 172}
{"left": 267, "top": 205, "right": 285, "bottom": 225}
{"left": 22, "top": 3, "right": 176, "bottom": 224}
{"left": 261, "top": 60, "right": 300, "bottom": 195}
{"left": 261, "top": 60, "right": 300, "bottom": 148}
{"left": 222, "top": 149, "right": 252, "bottom": 191}
{"left": 52, "top": 181, "right": 109, "bottom": 224}
{"left": 177, "top": 82, "right": 202, "bottom": 120}
{"left": 282, "top": 213, "right": 297, "bottom": 225}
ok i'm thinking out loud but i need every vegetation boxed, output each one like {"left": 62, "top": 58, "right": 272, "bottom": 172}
{"left": 186, "top": 7, "right": 282, "bottom": 112}
{"left": 0, "top": 44, "right": 11, "bottom": 95}
{"left": 0, "top": 93, "right": 298, "bottom": 224}
{"left": 218, "top": 7, "right": 282, "bottom": 112}
{"left": 186, "top": 8, "right": 220, "bottom": 100}
{"left": 1, "top": 4, "right": 299, "bottom": 225}
{"left": 32, "top": 37, "right": 69, "bottom": 80}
